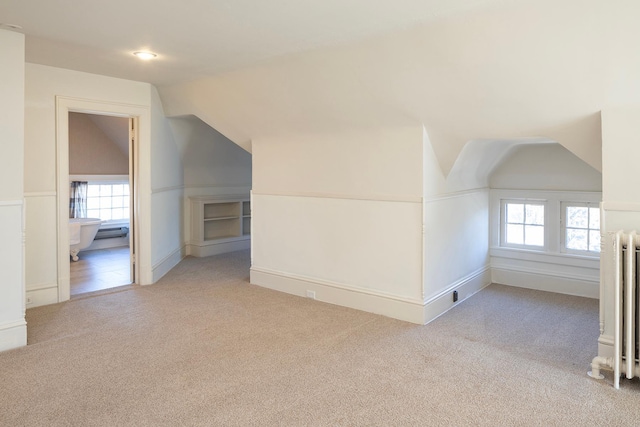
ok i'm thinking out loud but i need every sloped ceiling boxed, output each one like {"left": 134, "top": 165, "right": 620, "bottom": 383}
{"left": 4, "top": 0, "right": 639, "bottom": 176}
{"left": 159, "top": 0, "right": 638, "bottom": 174}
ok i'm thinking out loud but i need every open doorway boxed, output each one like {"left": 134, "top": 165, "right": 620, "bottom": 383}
{"left": 68, "top": 112, "right": 135, "bottom": 295}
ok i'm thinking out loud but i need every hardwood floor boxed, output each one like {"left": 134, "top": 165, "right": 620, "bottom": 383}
{"left": 70, "top": 246, "right": 131, "bottom": 296}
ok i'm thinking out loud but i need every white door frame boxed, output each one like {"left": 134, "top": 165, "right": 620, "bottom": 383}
{"left": 56, "top": 96, "right": 152, "bottom": 302}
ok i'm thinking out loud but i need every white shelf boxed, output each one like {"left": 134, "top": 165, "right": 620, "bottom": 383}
{"left": 190, "top": 195, "right": 251, "bottom": 257}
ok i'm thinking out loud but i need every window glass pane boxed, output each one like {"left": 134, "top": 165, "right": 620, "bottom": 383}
{"left": 100, "top": 197, "right": 112, "bottom": 208}
{"left": 589, "top": 230, "right": 601, "bottom": 252}
{"left": 525, "top": 204, "right": 544, "bottom": 225}
{"left": 87, "top": 198, "right": 100, "bottom": 209}
{"left": 87, "top": 185, "right": 100, "bottom": 197}
{"left": 124, "top": 185, "right": 130, "bottom": 196}
{"left": 589, "top": 208, "right": 600, "bottom": 230}
{"left": 100, "top": 185, "right": 112, "bottom": 197}
{"left": 112, "top": 196, "right": 124, "bottom": 208}
{"left": 506, "top": 224, "right": 524, "bottom": 244}
{"left": 567, "top": 228, "right": 588, "bottom": 250}
{"left": 123, "top": 207, "right": 130, "bottom": 218}
{"left": 112, "top": 184, "right": 124, "bottom": 196}
{"left": 87, "top": 209, "right": 100, "bottom": 218}
{"left": 567, "top": 206, "right": 588, "bottom": 228}
{"left": 507, "top": 203, "right": 524, "bottom": 224}
{"left": 124, "top": 197, "right": 130, "bottom": 208}
{"left": 525, "top": 225, "right": 544, "bottom": 246}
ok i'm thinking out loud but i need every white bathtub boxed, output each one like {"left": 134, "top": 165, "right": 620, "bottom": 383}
{"left": 69, "top": 218, "right": 102, "bottom": 261}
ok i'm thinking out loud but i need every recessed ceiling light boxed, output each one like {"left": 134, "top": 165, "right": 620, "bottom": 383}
{"left": 133, "top": 51, "right": 157, "bottom": 60}
{"left": 0, "top": 23, "right": 23, "bottom": 31}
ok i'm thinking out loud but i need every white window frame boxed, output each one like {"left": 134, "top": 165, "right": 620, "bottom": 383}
{"left": 500, "top": 198, "right": 548, "bottom": 250}
{"left": 561, "top": 201, "right": 601, "bottom": 255}
{"left": 83, "top": 178, "right": 131, "bottom": 225}
{"left": 87, "top": 180, "right": 131, "bottom": 224}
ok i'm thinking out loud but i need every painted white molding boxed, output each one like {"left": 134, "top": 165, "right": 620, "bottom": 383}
{"left": 25, "top": 286, "right": 58, "bottom": 309}
{"left": 151, "top": 185, "right": 185, "bottom": 194}
{"left": 423, "top": 187, "right": 489, "bottom": 204}
{"left": 251, "top": 190, "right": 422, "bottom": 204}
{"left": 24, "top": 192, "right": 56, "bottom": 198}
{"left": 601, "top": 201, "right": 640, "bottom": 212}
{"left": 56, "top": 96, "right": 153, "bottom": 303}
{"left": 492, "top": 267, "right": 599, "bottom": 299}
{"left": 251, "top": 267, "right": 426, "bottom": 324}
{"left": 490, "top": 247, "right": 599, "bottom": 269}
{"left": 0, "top": 319, "right": 27, "bottom": 352}
{"left": 0, "top": 200, "right": 23, "bottom": 207}
{"left": 423, "top": 266, "right": 492, "bottom": 324}
{"left": 251, "top": 265, "right": 492, "bottom": 325}
{"left": 189, "top": 239, "right": 250, "bottom": 258}
{"left": 151, "top": 245, "right": 187, "bottom": 283}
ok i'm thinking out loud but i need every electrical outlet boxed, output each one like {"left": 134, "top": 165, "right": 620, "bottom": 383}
{"left": 306, "top": 290, "right": 316, "bottom": 300}
{"left": 26, "top": 297, "right": 33, "bottom": 305}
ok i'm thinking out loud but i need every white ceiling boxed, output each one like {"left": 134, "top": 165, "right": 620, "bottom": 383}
{"left": 2, "top": 0, "right": 517, "bottom": 86}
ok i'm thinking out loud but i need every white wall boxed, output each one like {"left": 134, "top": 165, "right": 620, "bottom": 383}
{"left": 149, "top": 87, "right": 185, "bottom": 281}
{"left": 167, "top": 115, "right": 252, "bottom": 258}
{"left": 251, "top": 126, "right": 436, "bottom": 323}
{"left": 422, "top": 129, "right": 491, "bottom": 323}
{"left": 489, "top": 143, "right": 602, "bottom": 298}
{"left": 24, "top": 64, "right": 154, "bottom": 307}
{"left": 0, "top": 29, "right": 26, "bottom": 351}
{"left": 490, "top": 144, "right": 603, "bottom": 192}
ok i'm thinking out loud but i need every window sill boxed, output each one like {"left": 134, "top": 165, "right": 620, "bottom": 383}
{"left": 490, "top": 246, "right": 600, "bottom": 268}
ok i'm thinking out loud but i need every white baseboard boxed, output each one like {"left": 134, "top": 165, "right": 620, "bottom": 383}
{"left": 152, "top": 245, "right": 186, "bottom": 283}
{"left": 0, "top": 319, "right": 27, "bottom": 352}
{"left": 250, "top": 266, "right": 492, "bottom": 325}
{"left": 25, "top": 285, "right": 59, "bottom": 308}
{"left": 188, "top": 238, "right": 250, "bottom": 258}
{"left": 250, "top": 267, "right": 426, "bottom": 324}
{"left": 423, "top": 266, "right": 492, "bottom": 324}
{"left": 491, "top": 267, "right": 599, "bottom": 299}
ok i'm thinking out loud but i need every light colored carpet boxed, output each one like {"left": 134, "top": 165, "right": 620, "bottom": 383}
{"left": 2, "top": 249, "right": 639, "bottom": 426}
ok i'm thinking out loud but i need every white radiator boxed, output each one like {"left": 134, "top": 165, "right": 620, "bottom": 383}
{"left": 590, "top": 230, "right": 640, "bottom": 389}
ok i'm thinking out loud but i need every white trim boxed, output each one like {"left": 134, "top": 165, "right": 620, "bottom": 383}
{"left": 423, "top": 266, "right": 491, "bottom": 304}
{"left": 25, "top": 282, "right": 58, "bottom": 292}
{"left": 152, "top": 245, "right": 186, "bottom": 283}
{"left": 423, "top": 187, "right": 488, "bottom": 204}
{"left": 250, "top": 265, "right": 492, "bottom": 325}
{"left": 151, "top": 185, "right": 184, "bottom": 194}
{"left": 491, "top": 267, "right": 599, "bottom": 299}
{"left": 0, "top": 319, "right": 27, "bottom": 352}
{"left": 252, "top": 266, "right": 422, "bottom": 304}
{"left": 490, "top": 247, "right": 599, "bottom": 268}
{"left": 250, "top": 267, "right": 425, "bottom": 324}
{"left": 56, "top": 96, "right": 153, "bottom": 305}
{"left": 25, "top": 287, "right": 59, "bottom": 308}
{"left": 188, "top": 239, "right": 250, "bottom": 258}
{"left": 24, "top": 192, "right": 56, "bottom": 198}
{"left": 423, "top": 266, "right": 492, "bottom": 324}
{"left": 251, "top": 190, "right": 422, "bottom": 204}
{"left": 601, "top": 201, "right": 640, "bottom": 212}
{"left": 492, "top": 264, "right": 599, "bottom": 284}
{"left": 0, "top": 200, "right": 23, "bottom": 207}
